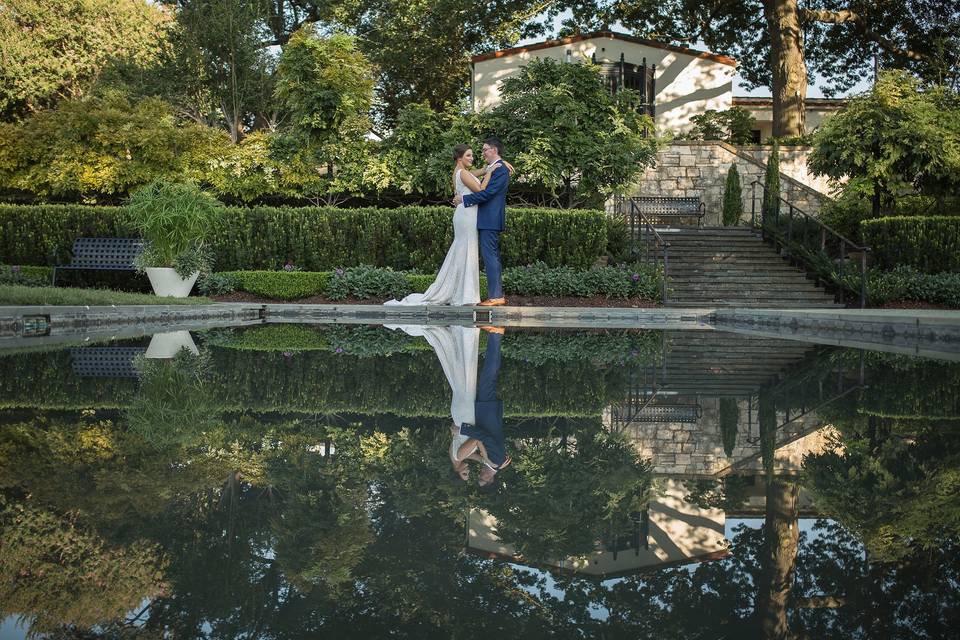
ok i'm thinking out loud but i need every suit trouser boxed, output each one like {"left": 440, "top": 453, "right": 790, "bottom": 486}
{"left": 477, "top": 332, "right": 502, "bottom": 402}
{"left": 479, "top": 229, "right": 503, "bottom": 299}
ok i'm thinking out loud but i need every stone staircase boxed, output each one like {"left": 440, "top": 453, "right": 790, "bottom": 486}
{"left": 661, "top": 227, "right": 840, "bottom": 308}
{"left": 660, "top": 331, "right": 816, "bottom": 397}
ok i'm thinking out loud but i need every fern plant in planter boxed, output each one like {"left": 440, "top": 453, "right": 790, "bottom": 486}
{"left": 127, "top": 179, "right": 221, "bottom": 297}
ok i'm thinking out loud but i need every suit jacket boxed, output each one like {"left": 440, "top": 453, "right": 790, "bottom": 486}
{"left": 461, "top": 332, "right": 505, "bottom": 466}
{"left": 463, "top": 162, "right": 509, "bottom": 231}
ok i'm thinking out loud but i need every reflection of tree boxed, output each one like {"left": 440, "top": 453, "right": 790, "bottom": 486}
{"left": 755, "top": 479, "right": 800, "bottom": 639}
{"left": 480, "top": 424, "right": 652, "bottom": 561}
{"left": 0, "top": 503, "right": 166, "bottom": 634}
{"left": 804, "top": 414, "right": 960, "bottom": 563}
{"left": 720, "top": 397, "right": 739, "bottom": 457}
{"left": 126, "top": 349, "right": 220, "bottom": 449}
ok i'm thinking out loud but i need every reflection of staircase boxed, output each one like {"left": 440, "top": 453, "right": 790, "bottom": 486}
{"left": 661, "top": 331, "right": 814, "bottom": 397}
{"left": 664, "top": 227, "right": 840, "bottom": 308}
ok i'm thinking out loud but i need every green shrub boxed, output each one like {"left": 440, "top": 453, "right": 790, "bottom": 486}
{"left": 326, "top": 265, "right": 412, "bottom": 301}
{"left": 212, "top": 263, "right": 662, "bottom": 302}
{"left": 605, "top": 215, "right": 631, "bottom": 263}
{"left": 196, "top": 272, "right": 239, "bottom": 296}
{"left": 221, "top": 270, "right": 331, "bottom": 300}
{"left": 762, "top": 141, "right": 780, "bottom": 224}
{"left": 0, "top": 265, "right": 50, "bottom": 287}
{"left": 719, "top": 398, "right": 739, "bottom": 457}
{"left": 861, "top": 216, "right": 960, "bottom": 273}
{"left": 0, "top": 204, "right": 606, "bottom": 271}
{"left": 722, "top": 164, "right": 743, "bottom": 226}
{"left": 866, "top": 266, "right": 960, "bottom": 307}
{"left": 503, "top": 262, "right": 661, "bottom": 300}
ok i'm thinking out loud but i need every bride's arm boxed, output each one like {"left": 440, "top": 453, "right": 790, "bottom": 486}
{"left": 459, "top": 170, "right": 485, "bottom": 193}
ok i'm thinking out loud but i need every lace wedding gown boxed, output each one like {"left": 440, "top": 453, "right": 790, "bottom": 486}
{"left": 385, "top": 170, "right": 480, "bottom": 306}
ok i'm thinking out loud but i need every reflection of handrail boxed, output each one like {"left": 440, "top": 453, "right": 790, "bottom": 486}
{"left": 749, "top": 180, "right": 870, "bottom": 308}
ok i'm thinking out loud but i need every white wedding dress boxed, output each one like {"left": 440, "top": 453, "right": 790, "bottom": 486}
{"left": 385, "top": 170, "right": 480, "bottom": 306}
{"left": 383, "top": 325, "right": 480, "bottom": 459}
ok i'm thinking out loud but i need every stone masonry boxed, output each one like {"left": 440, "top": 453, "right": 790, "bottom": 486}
{"left": 607, "top": 397, "right": 830, "bottom": 477}
{"left": 630, "top": 141, "right": 830, "bottom": 226}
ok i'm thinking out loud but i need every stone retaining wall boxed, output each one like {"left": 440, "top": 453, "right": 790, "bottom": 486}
{"left": 608, "top": 397, "right": 828, "bottom": 477}
{"left": 630, "top": 141, "right": 831, "bottom": 226}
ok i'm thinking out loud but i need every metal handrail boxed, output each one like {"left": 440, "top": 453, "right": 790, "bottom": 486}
{"left": 750, "top": 180, "right": 870, "bottom": 308}
{"left": 615, "top": 197, "right": 671, "bottom": 303}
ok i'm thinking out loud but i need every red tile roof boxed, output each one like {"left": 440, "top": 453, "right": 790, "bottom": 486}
{"left": 471, "top": 31, "right": 737, "bottom": 67}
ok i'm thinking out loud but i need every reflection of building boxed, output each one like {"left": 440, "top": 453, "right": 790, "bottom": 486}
{"left": 466, "top": 480, "right": 729, "bottom": 579}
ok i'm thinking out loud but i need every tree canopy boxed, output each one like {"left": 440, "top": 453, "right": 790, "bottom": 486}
{"left": 0, "top": 0, "right": 171, "bottom": 121}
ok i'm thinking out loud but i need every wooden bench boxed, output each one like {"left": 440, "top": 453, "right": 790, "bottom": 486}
{"left": 628, "top": 196, "right": 705, "bottom": 228}
{"left": 53, "top": 238, "right": 144, "bottom": 285}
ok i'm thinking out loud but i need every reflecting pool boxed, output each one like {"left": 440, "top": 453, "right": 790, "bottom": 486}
{"left": 1, "top": 324, "right": 958, "bottom": 638}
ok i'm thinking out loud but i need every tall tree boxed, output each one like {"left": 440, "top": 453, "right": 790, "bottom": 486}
{"left": 0, "top": 0, "right": 171, "bottom": 121}
{"left": 545, "top": 1, "right": 960, "bottom": 137}
{"left": 344, "top": 0, "right": 550, "bottom": 125}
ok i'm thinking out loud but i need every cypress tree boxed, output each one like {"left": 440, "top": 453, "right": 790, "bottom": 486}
{"left": 722, "top": 164, "right": 743, "bottom": 226}
{"left": 761, "top": 140, "right": 781, "bottom": 226}
{"left": 719, "top": 397, "right": 739, "bottom": 457}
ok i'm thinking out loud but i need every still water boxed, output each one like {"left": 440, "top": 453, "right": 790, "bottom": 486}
{"left": 0, "top": 324, "right": 958, "bottom": 639}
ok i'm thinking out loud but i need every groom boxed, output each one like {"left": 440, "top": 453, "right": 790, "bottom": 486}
{"left": 453, "top": 137, "right": 509, "bottom": 306}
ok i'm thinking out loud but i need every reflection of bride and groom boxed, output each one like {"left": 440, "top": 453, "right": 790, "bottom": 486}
{"left": 385, "top": 137, "right": 513, "bottom": 308}
{"left": 389, "top": 324, "right": 510, "bottom": 489}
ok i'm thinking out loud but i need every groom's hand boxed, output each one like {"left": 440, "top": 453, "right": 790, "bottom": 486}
{"left": 452, "top": 194, "right": 464, "bottom": 205}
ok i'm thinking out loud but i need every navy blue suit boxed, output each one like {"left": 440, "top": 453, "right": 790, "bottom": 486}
{"left": 463, "top": 163, "right": 509, "bottom": 299}
{"left": 460, "top": 332, "right": 505, "bottom": 467}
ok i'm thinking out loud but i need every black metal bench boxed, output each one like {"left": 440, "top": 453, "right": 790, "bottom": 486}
{"left": 53, "top": 238, "right": 144, "bottom": 285}
{"left": 630, "top": 196, "right": 705, "bottom": 228}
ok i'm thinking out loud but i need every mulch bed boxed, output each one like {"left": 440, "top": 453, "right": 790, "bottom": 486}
{"left": 211, "top": 292, "right": 660, "bottom": 308}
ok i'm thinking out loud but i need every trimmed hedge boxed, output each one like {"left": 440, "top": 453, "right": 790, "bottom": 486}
{"left": 0, "top": 203, "right": 606, "bottom": 271}
{"left": 862, "top": 216, "right": 960, "bottom": 273}
{"left": 867, "top": 267, "right": 960, "bottom": 308}
{"left": 0, "top": 344, "right": 637, "bottom": 417}
{"left": 203, "top": 324, "right": 663, "bottom": 366}
{"left": 214, "top": 263, "right": 661, "bottom": 301}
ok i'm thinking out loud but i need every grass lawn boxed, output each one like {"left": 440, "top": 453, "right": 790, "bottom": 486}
{"left": 0, "top": 284, "right": 213, "bottom": 306}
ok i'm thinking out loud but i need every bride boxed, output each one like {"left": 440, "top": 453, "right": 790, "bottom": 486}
{"left": 385, "top": 144, "right": 511, "bottom": 306}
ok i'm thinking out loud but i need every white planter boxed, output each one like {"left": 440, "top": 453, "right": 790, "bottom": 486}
{"left": 145, "top": 267, "right": 199, "bottom": 298}
{"left": 146, "top": 331, "right": 199, "bottom": 359}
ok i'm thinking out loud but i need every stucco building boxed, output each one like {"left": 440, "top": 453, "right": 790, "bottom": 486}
{"left": 471, "top": 31, "right": 844, "bottom": 140}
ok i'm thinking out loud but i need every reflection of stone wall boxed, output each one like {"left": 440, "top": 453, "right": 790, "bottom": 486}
{"left": 606, "top": 397, "right": 831, "bottom": 477}
{"left": 630, "top": 141, "right": 830, "bottom": 226}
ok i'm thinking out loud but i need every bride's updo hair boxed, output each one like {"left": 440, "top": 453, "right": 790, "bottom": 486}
{"left": 452, "top": 144, "right": 470, "bottom": 162}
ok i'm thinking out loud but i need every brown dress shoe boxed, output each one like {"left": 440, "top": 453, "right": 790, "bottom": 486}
{"left": 478, "top": 298, "right": 507, "bottom": 306}
{"left": 478, "top": 325, "right": 505, "bottom": 335}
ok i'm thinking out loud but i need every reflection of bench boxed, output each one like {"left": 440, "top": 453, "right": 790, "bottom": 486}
{"left": 630, "top": 196, "right": 705, "bottom": 228}
{"left": 53, "top": 238, "right": 144, "bottom": 285}
{"left": 70, "top": 347, "right": 146, "bottom": 378}
{"left": 630, "top": 404, "right": 702, "bottom": 423}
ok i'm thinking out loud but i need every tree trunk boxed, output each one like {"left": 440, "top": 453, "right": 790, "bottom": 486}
{"left": 757, "top": 479, "right": 800, "bottom": 639}
{"left": 765, "top": 0, "right": 808, "bottom": 138}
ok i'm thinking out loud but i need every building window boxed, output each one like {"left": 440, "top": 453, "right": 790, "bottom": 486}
{"left": 592, "top": 53, "right": 656, "bottom": 118}
{"left": 750, "top": 129, "right": 762, "bottom": 144}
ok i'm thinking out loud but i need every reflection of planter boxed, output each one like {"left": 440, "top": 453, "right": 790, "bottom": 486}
{"left": 146, "top": 331, "right": 199, "bottom": 359}
{"left": 145, "top": 267, "right": 199, "bottom": 298}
